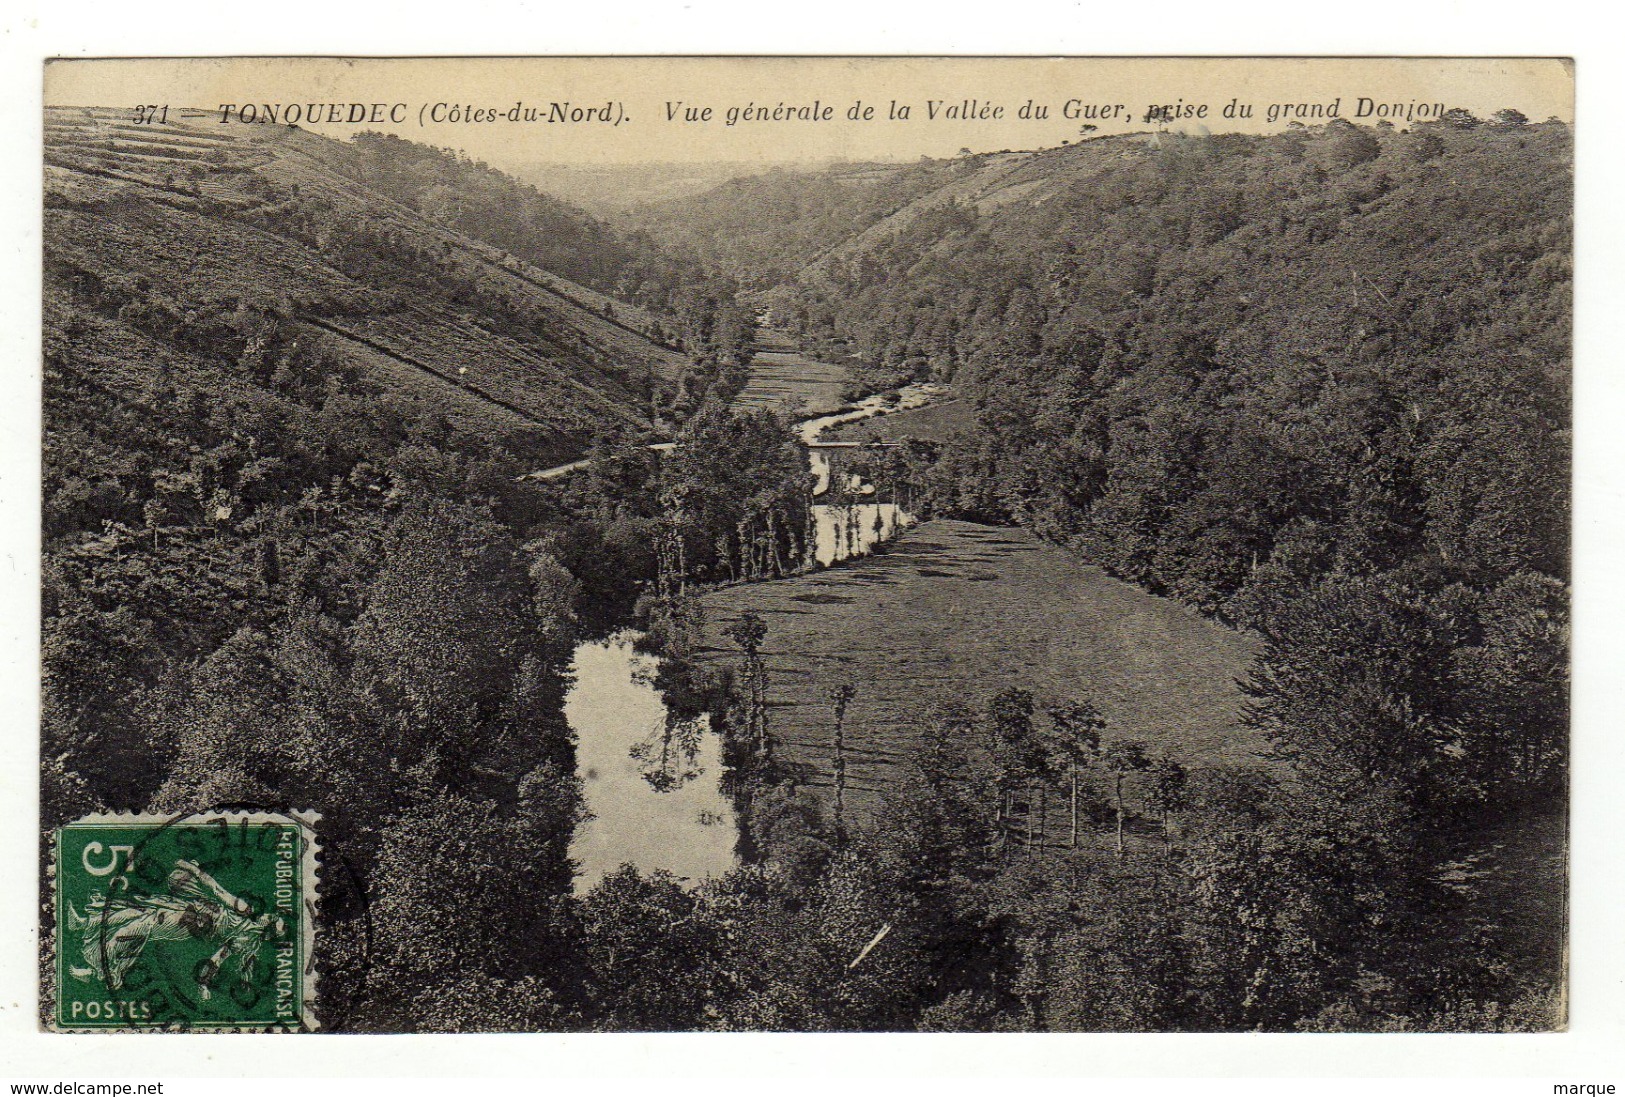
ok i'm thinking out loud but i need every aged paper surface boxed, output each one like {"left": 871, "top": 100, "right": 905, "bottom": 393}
{"left": 34, "top": 54, "right": 1571, "bottom": 1044}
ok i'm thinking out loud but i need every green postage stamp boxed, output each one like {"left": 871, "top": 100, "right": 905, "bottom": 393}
{"left": 51, "top": 810, "right": 320, "bottom": 1031}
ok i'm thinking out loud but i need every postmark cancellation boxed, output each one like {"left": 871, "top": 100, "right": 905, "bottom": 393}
{"left": 50, "top": 809, "right": 320, "bottom": 1032}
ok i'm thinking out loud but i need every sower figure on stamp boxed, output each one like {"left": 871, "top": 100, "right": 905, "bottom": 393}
{"left": 66, "top": 859, "right": 286, "bottom": 1000}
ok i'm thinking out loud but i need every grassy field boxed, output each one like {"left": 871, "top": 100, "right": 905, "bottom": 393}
{"left": 693, "top": 519, "right": 1265, "bottom": 823}
{"left": 735, "top": 329, "right": 850, "bottom": 416}
{"left": 824, "top": 397, "right": 975, "bottom": 444}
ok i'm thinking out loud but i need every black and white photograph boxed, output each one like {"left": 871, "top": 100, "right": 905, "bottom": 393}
{"left": 19, "top": 50, "right": 1586, "bottom": 1051}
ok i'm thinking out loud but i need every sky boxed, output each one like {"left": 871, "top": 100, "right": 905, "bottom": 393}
{"left": 45, "top": 56, "right": 1574, "bottom": 171}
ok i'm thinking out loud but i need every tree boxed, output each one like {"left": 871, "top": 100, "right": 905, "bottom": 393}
{"left": 524, "top": 542, "right": 582, "bottom": 649}
{"left": 828, "top": 679, "right": 858, "bottom": 845}
{"left": 1321, "top": 121, "right": 1382, "bottom": 171}
{"left": 725, "top": 611, "right": 771, "bottom": 761}
{"left": 747, "top": 784, "right": 832, "bottom": 883}
{"left": 1240, "top": 575, "right": 1454, "bottom": 807}
{"left": 987, "top": 688, "right": 1044, "bottom": 853}
{"left": 366, "top": 792, "right": 583, "bottom": 1028}
{"left": 1044, "top": 700, "right": 1105, "bottom": 849}
{"left": 579, "top": 866, "right": 720, "bottom": 1030}
{"left": 1146, "top": 755, "right": 1190, "bottom": 851}
{"left": 349, "top": 498, "right": 534, "bottom": 773}
{"left": 1099, "top": 739, "right": 1150, "bottom": 855}
{"left": 993, "top": 855, "right": 1187, "bottom": 1030}
{"left": 1450, "top": 572, "right": 1568, "bottom": 800}
{"left": 413, "top": 974, "right": 575, "bottom": 1032}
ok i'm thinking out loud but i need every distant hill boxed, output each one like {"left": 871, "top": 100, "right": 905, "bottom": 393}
{"left": 619, "top": 156, "right": 986, "bottom": 290}
{"left": 512, "top": 160, "right": 828, "bottom": 214}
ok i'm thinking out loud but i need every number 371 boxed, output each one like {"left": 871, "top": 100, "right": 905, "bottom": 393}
{"left": 132, "top": 105, "right": 168, "bottom": 125}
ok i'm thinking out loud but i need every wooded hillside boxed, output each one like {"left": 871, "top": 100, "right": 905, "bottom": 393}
{"left": 41, "top": 108, "right": 761, "bottom": 1029}
{"left": 613, "top": 115, "right": 1570, "bottom": 1032}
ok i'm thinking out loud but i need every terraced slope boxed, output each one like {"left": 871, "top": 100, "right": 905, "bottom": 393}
{"left": 45, "top": 106, "right": 686, "bottom": 457}
{"left": 732, "top": 328, "right": 850, "bottom": 416}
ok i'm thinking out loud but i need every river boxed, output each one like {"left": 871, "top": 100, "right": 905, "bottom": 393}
{"left": 567, "top": 633, "right": 738, "bottom": 892}
{"left": 802, "top": 381, "right": 942, "bottom": 565}
{"left": 565, "top": 362, "right": 944, "bottom": 891}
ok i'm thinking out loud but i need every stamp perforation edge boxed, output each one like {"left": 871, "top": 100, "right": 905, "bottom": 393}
{"left": 48, "top": 808, "right": 322, "bottom": 1033}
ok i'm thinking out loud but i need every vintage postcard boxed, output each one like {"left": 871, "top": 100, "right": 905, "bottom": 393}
{"left": 39, "top": 56, "right": 1572, "bottom": 1033}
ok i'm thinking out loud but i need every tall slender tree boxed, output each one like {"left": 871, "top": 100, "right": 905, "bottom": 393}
{"left": 726, "top": 611, "right": 771, "bottom": 760}
{"left": 1045, "top": 700, "right": 1106, "bottom": 850}
{"left": 1100, "top": 739, "right": 1151, "bottom": 856}
{"left": 828, "top": 679, "right": 858, "bottom": 846}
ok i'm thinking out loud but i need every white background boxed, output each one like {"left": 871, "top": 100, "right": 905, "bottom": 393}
{"left": 1, "top": 0, "right": 1620, "bottom": 1086}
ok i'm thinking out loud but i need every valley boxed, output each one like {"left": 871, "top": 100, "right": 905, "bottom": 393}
{"left": 40, "top": 97, "right": 1571, "bottom": 1032}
